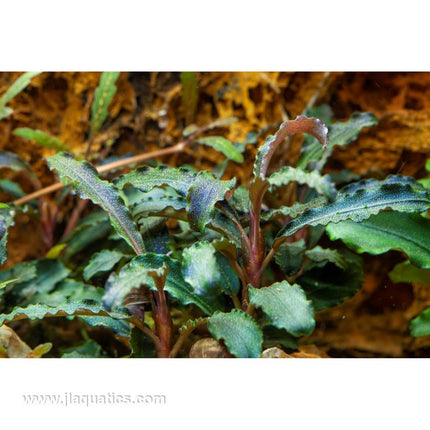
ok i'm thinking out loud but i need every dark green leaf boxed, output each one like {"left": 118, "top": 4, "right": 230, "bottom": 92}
{"left": 262, "top": 325, "right": 298, "bottom": 350}
{"left": 129, "top": 326, "right": 156, "bottom": 357}
{"left": 62, "top": 339, "right": 104, "bottom": 358}
{"left": 63, "top": 210, "right": 112, "bottom": 259}
{"left": 208, "top": 309, "right": 263, "bottom": 358}
{"left": 3, "top": 259, "right": 70, "bottom": 308}
{"left": 275, "top": 176, "right": 430, "bottom": 246}
{"left": 305, "top": 246, "right": 348, "bottom": 270}
{"left": 138, "top": 217, "right": 170, "bottom": 254}
{"left": 48, "top": 152, "right": 145, "bottom": 255}
{"left": 274, "top": 240, "right": 306, "bottom": 276}
{"left": 103, "top": 253, "right": 217, "bottom": 315}
{"left": 0, "top": 261, "right": 37, "bottom": 286}
{"left": 0, "top": 206, "right": 15, "bottom": 265}
{"left": 0, "top": 179, "right": 26, "bottom": 200}
{"left": 187, "top": 171, "right": 236, "bottom": 232}
{"left": 0, "top": 299, "right": 130, "bottom": 326}
{"left": 115, "top": 165, "right": 196, "bottom": 197}
{"left": 268, "top": 166, "right": 336, "bottom": 200}
{"left": 261, "top": 197, "right": 327, "bottom": 222}
{"left": 83, "top": 249, "right": 128, "bottom": 281}
{"left": 215, "top": 252, "right": 240, "bottom": 296}
{"left": 298, "top": 249, "right": 363, "bottom": 310}
{"left": 249, "top": 281, "right": 315, "bottom": 337}
{"left": 0, "top": 150, "right": 37, "bottom": 178}
{"left": 79, "top": 315, "right": 131, "bottom": 338}
{"left": 326, "top": 211, "right": 430, "bottom": 269}
{"left": 196, "top": 136, "right": 244, "bottom": 162}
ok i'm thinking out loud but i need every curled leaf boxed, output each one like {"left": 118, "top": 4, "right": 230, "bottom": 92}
{"left": 254, "top": 116, "right": 328, "bottom": 178}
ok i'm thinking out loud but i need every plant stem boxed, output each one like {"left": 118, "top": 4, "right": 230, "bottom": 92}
{"left": 232, "top": 294, "right": 242, "bottom": 309}
{"left": 61, "top": 199, "right": 89, "bottom": 240}
{"left": 128, "top": 316, "right": 161, "bottom": 347}
{"left": 149, "top": 271, "right": 173, "bottom": 358}
{"left": 260, "top": 247, "right": 276, "bottom": 277}
{"left": 169, "top": 318, "right": 209, "bottom": 358}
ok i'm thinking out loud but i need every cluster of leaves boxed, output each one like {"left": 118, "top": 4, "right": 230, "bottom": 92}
{"left": 1, "top": 73, "right": 430, "bottom": 357}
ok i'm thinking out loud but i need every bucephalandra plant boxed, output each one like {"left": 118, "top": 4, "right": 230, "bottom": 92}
{"left": 1, "top": 107, "right": 430, "bottom": 358}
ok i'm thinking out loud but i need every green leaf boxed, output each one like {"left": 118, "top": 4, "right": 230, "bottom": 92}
{"left": 187, "top": 171, "right": 236, "bottom": 232}
{"left": 305, "top": 246, "right": 348, "bottom": 270}
{"left": 80, "top": 315, "right": 131, "bottom": 338}
{"left": 297, "top": 112, "right": 377, "bottom": 169}
{"left": 182, "top": 241, "right": 239, "bottom": 297}
{"left": 0, "top": 179, "right": 26, "bottom": 200}
{"left": 0, "top": 261, "right": 37, "bottom": 286}
{"left": 262, "top": 325, "right": 298, "bottom": 350}
{"left": 127, "top": 185, "right": 241, "bottom": 247}
{"left": 326, "top": 211, "right": 430, "bottom": 269}
{"left": 0, "top": 279, "right": 18, "bottom": 289}
{"left": 389, "top": 261, "right": 430, "bottom": 284}
{"left": 115, "top": 165, "right": 196, "bottom": 197}
{"left": 0, "top": 72, "right": 41, "bottom": 120}
{"left": 297, "top": 249, "right": 363, "bottom": 310}
{"left": 0, "top": 299, "right": 130, "bottom": 326}
{"left": 215, "top": 252, "right": 240, "bottom": 296}
{"left": 274, "top": 240, "right": 306, "bottom": 276}
{"left": 90, "top": 72, "right": 120, "bottom": 137}
{"left": 62, "top": 339, "right": 104, "bottom": 358}
{"left": 13, "top": 128, "right": 71, "bottom": 152}
{"left": 268, "top": 166, "right": 336, "bottom": 200}
{"left": 37, "top": 279, "right": 104, "bottom": 307}
{"left": 419, "top": 178, "right": 430, "bottom": 189}
{"left": 129, "top": 326, "right": 156, "bottom": 357}
{"left": 183, "top": 124, "right": 199, "bottom": 137}
{"left": 230, "top": 185, "right": 250, "bottom": 214}
{"left": 0, "top": 150, "right": 37, "bottom": 178}
{"left": 275, "top": 176, "right": 430, "bottom": 246}
{"left": 103, "top": 253, "right": 217, "bottom": 316}
{"left": 196, "top": 136, "right": 244, "bottom": 163}
{"left": 181, "top": 72, "right": 198, "bottom": 125}
{"left": 63, "top": 210, "right": 112, "bottom": 259}
{"left": 254, "top": 116, "right": 328, "bottom": 178}
{"left": 0, "top": 206, "right": 15, "bottom": 265}
{"left": 83, "top": 250, "right": 127, "bottom": 281}
{"left": 261, "top": 196, "right": 327, "bottom": 222}
{"left": 127, "top": 187, "right": 188, "bottom": 218}
{"left": 207, "top": 117, "right": 239, "bottom": 129}
{"left": 182, "top": 242, "right": 223, "bottom": 296}
{"left": 410, "top": 308, "right": 430, "bottom": 337}
{"left": 208, "top": 309, "right": 263, "bottom": 358}
{"left": 25, "top": 259, "right": 70, "bottom": 297}
{"left": 48, "top": 152, "right": 145, "bottom": 255}
{"left": 249, "top": 281, "right": 315, "bottom": 337}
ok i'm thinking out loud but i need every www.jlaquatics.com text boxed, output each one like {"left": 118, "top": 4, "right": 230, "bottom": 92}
{"left": 22, "top": 392, "right": 167, "bottom": 407}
